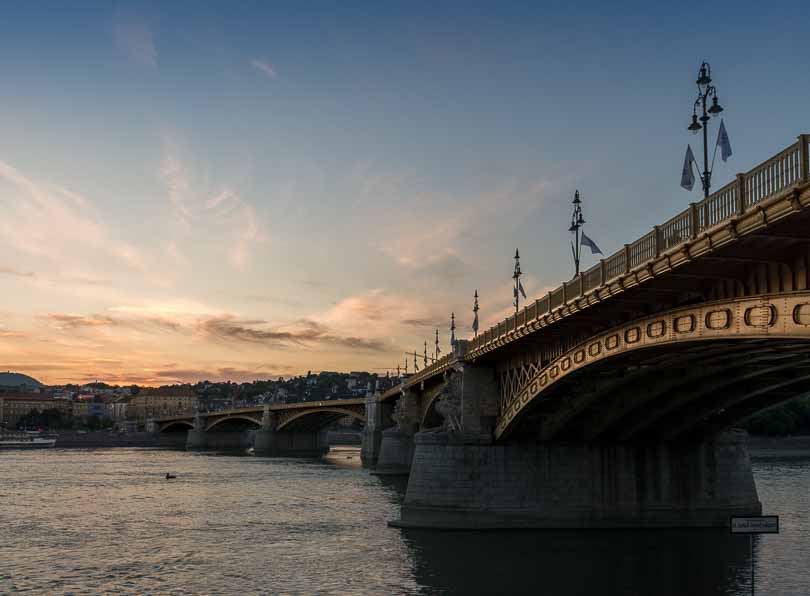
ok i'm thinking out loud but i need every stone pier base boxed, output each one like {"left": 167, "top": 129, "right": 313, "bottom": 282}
{"left": 186, "top": 430, "right": 253, "bottom": 451}
{"left": 254, "top": 429, "right": 329, "bottom": 457}
{"left": 371, "top": 428, "right": 414, "bottom": 476}
{"left": 392, "top": 429, "right": 761, "bottom": 529}
{"left": 361, "top": 428, "right": 383, "bottom": 469}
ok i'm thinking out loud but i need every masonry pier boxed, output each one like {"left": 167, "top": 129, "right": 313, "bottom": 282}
{"left": 393, "top": 430, "right": 760, "bottom": 529}
{"left": 361, "top": 394, "right": 393, "bottom": 469}
{"left": 390, "top": 363, "right": 761, "bottom": 529}
{"left": 371, "top": 389, "right": 420, "bottom": 475}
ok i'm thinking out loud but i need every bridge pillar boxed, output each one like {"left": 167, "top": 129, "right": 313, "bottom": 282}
{"left": 186, "top": 411, "right": 207, "bottom": 450}
{"left": 394, "top": 430, "right": 761, "bottom": 529}
{"left": 373, "top": 390, "right": 419, "bottom": 476}
{"left": 361, "top": 394, "right": 394, "bottom": 468}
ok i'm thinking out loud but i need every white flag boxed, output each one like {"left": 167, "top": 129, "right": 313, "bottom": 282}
{"left": 681, "top": 145, "right": 696, "bottom": 191}
{"left": 717, "top": 119, "right": 732, "bottom": 163}
{"left": 472, "top": 312, "right": 479, "bottom": 333}
{"left": 580, "top": 232, "right": 603, "bottom": 255}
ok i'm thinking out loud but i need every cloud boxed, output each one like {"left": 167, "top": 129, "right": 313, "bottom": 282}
{"left": 316, "top": 289, "right": 447, "bottom": 345}
{"left": 158, "top": 135, "right": 263, "bottom": 270}
{"left": 205, "top": 190, "right": 261, "bottom": 270}
{"left": 199, "top": 316, "right": 387, "bottom": 351}
{"left": 0, "top": 326, "right": 25, "bottom": 338}
{"left": 113, "top": 20, "right": 157, "bottom": 68}
{"left": 160, "top": 135, "right": 193, "bottom": 231}
{"left": 348, "top": 162, "right": 553, "bottom": 273}
{"left": 0, "top": 266, "right": 34, "bottom": 278}
{"left": 251, "top": 59, "right": 277, "bottom": 79}
{"left": 0, "top": 160, "right": 144, "bottom": 273}
{"left": 41, "top": 313, "right": 116, "bottom": 329}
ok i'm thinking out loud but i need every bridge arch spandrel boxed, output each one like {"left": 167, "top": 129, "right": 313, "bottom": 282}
{"left": 276, "top": 406, "right": 366, "bottom": 432}
{"left": 205, "top": 415, "right": 263, "bottom": 431}
{"left": 495, "top": 291, "right": 810, "bottom": 441}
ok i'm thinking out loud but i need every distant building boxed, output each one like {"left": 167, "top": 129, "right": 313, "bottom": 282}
{"left": 129, "top": 387, "right": 197, "bottom": 422}
{"left": 0, "top": 393, "right": 70, "bottom": 428}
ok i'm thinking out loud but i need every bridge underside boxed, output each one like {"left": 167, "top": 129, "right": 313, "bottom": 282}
{"left": 507, "top": 337, "right": 810, "bottom": 443}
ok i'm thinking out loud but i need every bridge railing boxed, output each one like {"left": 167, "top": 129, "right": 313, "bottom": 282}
{"left": 467, "top": 134, "right": 810, "bottom": 356}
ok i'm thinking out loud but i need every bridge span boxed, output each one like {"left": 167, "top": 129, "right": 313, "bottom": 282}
{"left": 153, "top": 398, "right": 365, "bottom": 455}
{"left": 158, "top": 134, "right": 810, "bottom": 530}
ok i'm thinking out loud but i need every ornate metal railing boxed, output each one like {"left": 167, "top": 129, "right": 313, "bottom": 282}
{"left": 467, "top": 134, "right": 810, "bottom": 356}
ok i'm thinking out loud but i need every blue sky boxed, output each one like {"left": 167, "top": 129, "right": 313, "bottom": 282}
{"left": 1, "top": 1, "right": 809, "bottom": 383}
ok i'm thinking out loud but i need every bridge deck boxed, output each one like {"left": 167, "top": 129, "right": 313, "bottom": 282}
{"left": 383, "top": 133, "right": 810, "bottom": 399}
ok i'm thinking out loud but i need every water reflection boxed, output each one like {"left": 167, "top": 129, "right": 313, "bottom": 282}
{"left": 399, "top": 527, "right": 752, "bottom": 595}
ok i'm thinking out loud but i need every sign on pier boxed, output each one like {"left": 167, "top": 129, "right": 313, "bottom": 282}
{"left": 730, "top": 515, "right": 779, "bottom": 534}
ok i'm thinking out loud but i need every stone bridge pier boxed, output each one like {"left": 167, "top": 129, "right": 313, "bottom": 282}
{"left": 392, "top": 362, "right": 761, "bottom": 529}
{"left": 361, "top": 394, "right": 394, "bottom": 468}
{"left": 371, "top": 389, "right": 420, "bottom": 475}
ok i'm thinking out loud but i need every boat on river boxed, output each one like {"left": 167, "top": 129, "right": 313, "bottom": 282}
{"left": 0, "top": 431, "right": 57, "bottom": 449}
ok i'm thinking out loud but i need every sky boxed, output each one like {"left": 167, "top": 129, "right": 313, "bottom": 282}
{"left": 1, "top": 1, "right": 809, "bottom": 385}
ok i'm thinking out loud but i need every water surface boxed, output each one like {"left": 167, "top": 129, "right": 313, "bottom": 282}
{"left": 1, "top": 447, "right": 807, "bottom": 595}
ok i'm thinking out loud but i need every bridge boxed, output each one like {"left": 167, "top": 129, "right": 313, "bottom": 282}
{"left": 152, "top": 398, "right": 365, "bottom": 455}
{"left": 156, "top": 134, "right": 810, "bottom": 530}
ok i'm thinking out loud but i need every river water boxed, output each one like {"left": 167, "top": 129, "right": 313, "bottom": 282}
{"left": 1, "top": 447, "right": 808, "bottom": 595}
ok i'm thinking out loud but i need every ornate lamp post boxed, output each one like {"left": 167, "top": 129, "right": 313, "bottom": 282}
{"left": 569, "top": 190, "right": 585, "bottom": 277}
{"left": 513, "top": 249, "right": 523, "bottom": 314}
{"left": 688, "top": 61, "right": 725, "bottom": 198}
{"left": 450, "top": 312, "right": 456, "bottom": 350}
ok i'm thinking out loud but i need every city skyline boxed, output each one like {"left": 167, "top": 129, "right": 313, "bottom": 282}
{"left": 2, "top": 1, "right": 810, "bottom": 384}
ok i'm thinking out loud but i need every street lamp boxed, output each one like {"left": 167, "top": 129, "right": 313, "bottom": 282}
{"left": 569, "top": 190, "right": 585, "bottom": 277}
{"left": 688, "top": 61, "right": 724, "bottom": 198}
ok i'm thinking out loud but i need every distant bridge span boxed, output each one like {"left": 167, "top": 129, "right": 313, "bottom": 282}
{"left": 154, "top": 398, "right": 366, "bottom": 434}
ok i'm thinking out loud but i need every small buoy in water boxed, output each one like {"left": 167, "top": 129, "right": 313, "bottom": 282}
{"left": 165, "top": 473, "right": 177, "bottom": 479}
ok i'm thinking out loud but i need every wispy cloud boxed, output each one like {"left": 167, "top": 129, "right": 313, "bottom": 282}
{"left": 199, "top": 316, "right": 387, "bottom": 351}
{"left": 113, "top": 20, "right": 157, "bottom": 68}
{"left": 251, "top": 59, "right": 277, "bottom": 79}
{"left": 205, "top": 190, "right": 261, "bottom": 270}
{"left": 0, "top": 160, "right": 144, "bottom": 273}
{"left": 160, "top": 134, "right": 193, "bottom": 231}
{"left": 0, "top": 266, "right": 34, "bottom": 278}
{"left": 41, "top": 313, "right": 116, "bottom": 329}
{"left": 158, "top": 135, "right": 263, "bottom": 271}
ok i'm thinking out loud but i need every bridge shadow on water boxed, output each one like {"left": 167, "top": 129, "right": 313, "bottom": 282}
{"left": 397, "top": 527, "right": 753, "bottom": 596}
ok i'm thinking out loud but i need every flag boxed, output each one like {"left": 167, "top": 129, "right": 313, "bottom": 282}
{"left": 472, "top": 312, "right": 479, "bottom": 333}
{"left": 717, "top": 119, "right": 732, "bottom": 162}
{"left": 518, "top": 280, "right": 527, "bottom": 299}
{"left": 580, "top": 232, "right": 603, "bottom": 255}
{"left": 681, "top": 145, "right": 696, "bottom": 191}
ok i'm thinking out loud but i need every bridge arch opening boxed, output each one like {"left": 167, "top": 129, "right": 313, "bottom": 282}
{"left": 205, "top": 416, "right": 262, "bottom": 432}
{"left": 276, "top": 407, "right": 366, "bottom": 433}
{"left": 159, "top": 421, "right": 194, "bottom": 433}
